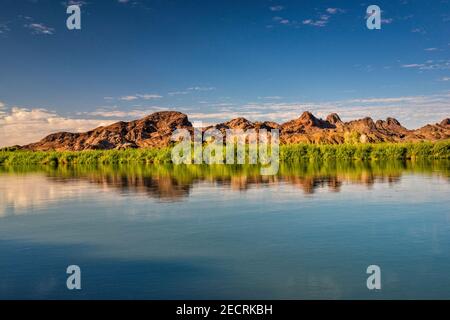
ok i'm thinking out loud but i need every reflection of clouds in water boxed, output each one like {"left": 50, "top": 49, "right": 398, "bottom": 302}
{"left": 0, "top": 173, "right": 192, "bottom": 218}
{"left": 0, "top": 174, "right": 102, "bottom": 217}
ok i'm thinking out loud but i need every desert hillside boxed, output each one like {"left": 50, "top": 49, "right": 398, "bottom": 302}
{"left": 18, "top": 111, "right": 450, "bottom": 151}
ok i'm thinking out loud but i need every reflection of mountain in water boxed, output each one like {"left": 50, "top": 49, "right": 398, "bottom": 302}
{"left": 30, "top": 160, "right": 448, "bottom": 199}
{"left": 85, "top": 174, "right": 192, "bottom": 200}
{"left": 0, "top": 160, "right": 448, "bottom": 215}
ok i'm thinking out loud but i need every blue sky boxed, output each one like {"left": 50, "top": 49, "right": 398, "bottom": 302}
{"left": 0, "top": 0, "right": 449, "bottom": 146}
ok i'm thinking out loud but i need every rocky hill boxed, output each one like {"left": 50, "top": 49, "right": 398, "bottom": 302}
{"left": 19, "top": 111, "right": 450, "bottom": 151}
{"left": 23, "top": 111, "right": 192, "bottom": 151}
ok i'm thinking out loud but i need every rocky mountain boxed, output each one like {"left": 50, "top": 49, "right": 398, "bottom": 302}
{"left": 19, "top": 111, "right": 450, "bottom": 151}
{"left": 23, "top": 111, "right": 192, "bottom": 151}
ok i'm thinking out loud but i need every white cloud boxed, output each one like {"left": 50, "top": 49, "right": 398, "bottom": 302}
{"left": 345, "top": 97, "right": 417, "bottom": 103}
{"left": 302, "top": 8, "right": 345, "bottom": 28}
{"left": 61, "top": 0, "right": 87, "bottom": 6}
{"left": 402, "top": 63, "right": 425, "bottom": 68}
{"left": 168, "top": 91, "right": 189, "bottom": 96}
{"left": 168, "top": 87, "right": 215, "bottom": 94}
{"left": 0, "top": 107, "right": 115, "bottom": 147}
{"left": 302, "top": 19, "right": 327, "bottom": 27}
{"left": 187, "top": 86, "right": 216, "bottom": 91}
{"left": 411, "top": 28, "right": 426, "bottom": 34}
{"left": 83, "top": 110, "right": 147, "bottom": 118}
{"left": 0, "top": 23, "right": 10, "bottom": 34}
{"left": 441, "top": 77, "right": 450, "bottom": 81}
{"left": 401, "top": 60, "right": 450, "bottom": 70}
{"left": 269, "top": 5, "right": 284, "bottom": 12}
{"left": 381, "top": 18, "right": 393, "bottom": 24}
{"left": 78, "top": 106, "right": 166, "bottom": 118}
{"left": 120, "top": 95, "right": 139, "bottom": 101}
{"left": 136, "top": 94, "right": 162, "bottom": 100}
{"left": 119, "top": 93, "right": 162, "bottom": 101}
{"left": 25, "top": 23, "right": 54, "bottom": 35}
{"left": 187, "top": 93, "right": 450, "bottom": 129}
{"left": 271, "top": 16, "right": 296, "bottom": 26}
{"left": 326, "top": 8, "right": 345, "bottom": 14}
{"left": 259, "top": 96, "right": 283, "bottom": 100}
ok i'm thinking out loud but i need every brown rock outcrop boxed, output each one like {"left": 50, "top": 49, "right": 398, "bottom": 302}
{"left": 326, "top": 113, "right": 342, "bottom": 125}
{"left": 23, "top": 111, "right": 192, "bottom": 151}
{"left": 17, "top": 110, "right": 450, "bottom": 151}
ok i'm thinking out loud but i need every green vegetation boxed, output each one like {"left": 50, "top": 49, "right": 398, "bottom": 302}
{"left": 0, "top": 141, "right": 449, "bottom": 166}
{"left": 0, "top": 148, "right": 173, "bottom": 166}
{"left": 280, "top": 141, "right": 450, "bottom": 162}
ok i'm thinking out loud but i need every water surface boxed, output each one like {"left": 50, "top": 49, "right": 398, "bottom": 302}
{"left": 0, "top": 161, "right": 449, "bottom": 299}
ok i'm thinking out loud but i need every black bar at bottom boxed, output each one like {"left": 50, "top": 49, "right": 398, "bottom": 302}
{"left": 0, "top": 300, "right": 448, "bottom": 318}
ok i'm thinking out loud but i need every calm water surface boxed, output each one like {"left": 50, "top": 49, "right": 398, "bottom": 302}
{"left": 0, "top": 161, "right": 449, "bottom": 299}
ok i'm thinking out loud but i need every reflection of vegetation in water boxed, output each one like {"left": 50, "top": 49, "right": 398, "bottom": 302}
{"left": 0, "top": 141, "right": 449, "bottom": 166}
{"left": 1, "top": 160, "right": 448, "bottom": 199}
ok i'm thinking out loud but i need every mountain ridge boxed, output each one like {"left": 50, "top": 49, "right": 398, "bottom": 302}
{"left": 16, "top": 111, "right": 450, "bottom": 151}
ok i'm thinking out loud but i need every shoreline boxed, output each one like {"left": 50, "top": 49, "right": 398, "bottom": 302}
{"left": 1, "top": 141, "right": 449, "bottom": 166}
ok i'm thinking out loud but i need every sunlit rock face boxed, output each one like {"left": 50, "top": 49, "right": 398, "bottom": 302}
{"left": 18, "top": 111, "right": 450, "bottom": 151}
{"left": 22, "top": 111, "right": 193, "bottom": 151}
